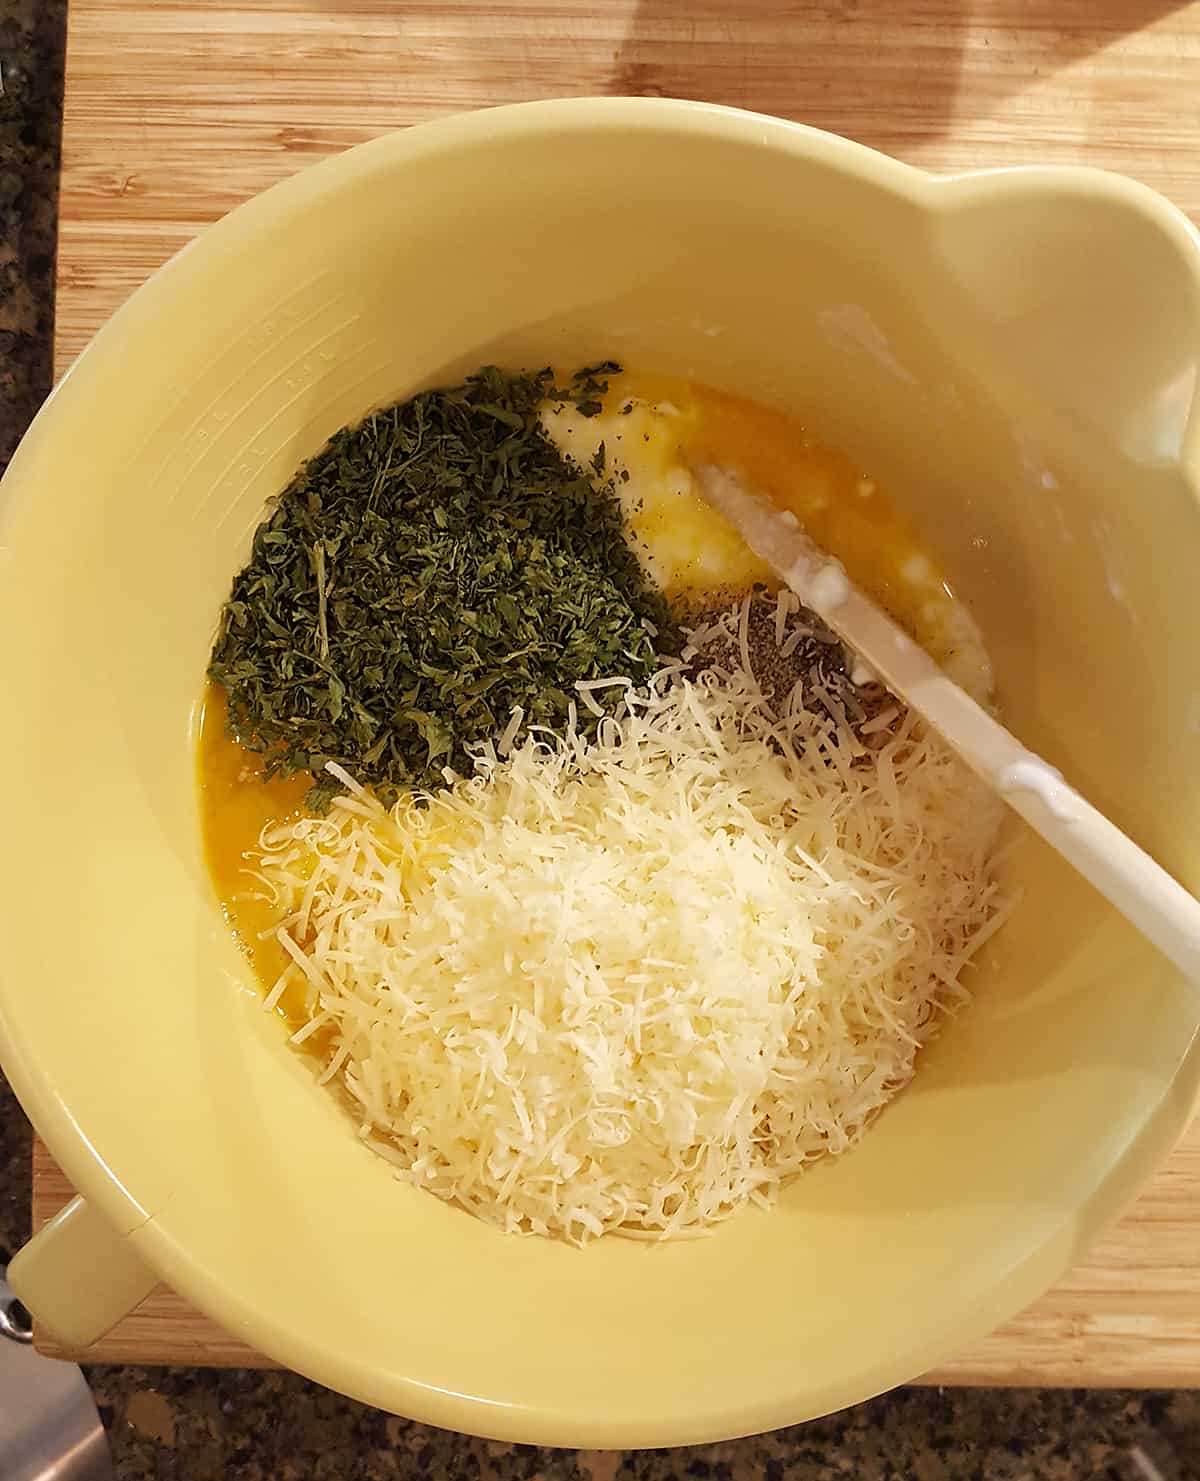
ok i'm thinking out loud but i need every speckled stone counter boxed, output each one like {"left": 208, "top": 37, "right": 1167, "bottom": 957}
{"left": 0, "top": 0, "right": 60, "bottom": 478}
{"left": 2, "top": 3, "right": 1200, "bottom": 1476}
{"left": 75, "top": 1377, "right": 1200, "bottom": 1480}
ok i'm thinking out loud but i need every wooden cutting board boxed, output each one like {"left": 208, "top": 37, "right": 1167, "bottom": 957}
{"left": 37, "top": 0, "right": 1200, "bottom": 1382}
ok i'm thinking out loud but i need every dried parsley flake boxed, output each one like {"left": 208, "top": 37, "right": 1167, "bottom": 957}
{"left": 208, "top": 365, "right": 679, "bottom": 808}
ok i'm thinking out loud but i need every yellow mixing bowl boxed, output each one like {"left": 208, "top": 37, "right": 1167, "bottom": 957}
{"left": 2, "top": 98, "right": 1199, "bottom": 1446}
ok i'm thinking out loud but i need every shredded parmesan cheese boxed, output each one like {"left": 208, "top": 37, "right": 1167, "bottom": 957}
{"left": 251, "top": 603, "right": 1008, "bottom": 1243}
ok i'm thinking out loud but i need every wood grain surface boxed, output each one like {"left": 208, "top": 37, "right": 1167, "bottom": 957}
{"left": 39, "top": 0, "right": 1200, "bottom": 1382}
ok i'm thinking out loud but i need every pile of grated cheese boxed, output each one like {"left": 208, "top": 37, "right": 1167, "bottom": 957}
{"left": 249, "top": 595, "right": 1009, "bottom": 1244}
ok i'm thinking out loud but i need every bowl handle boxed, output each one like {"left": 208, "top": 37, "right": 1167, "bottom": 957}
{"left": 7, "top": 1197, "right": 158, "bottom": 1350}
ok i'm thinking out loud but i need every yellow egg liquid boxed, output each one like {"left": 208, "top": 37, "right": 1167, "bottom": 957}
{"left": 543, "top": 372, "right": 963, "bottom": 660}
{"left": 201, "top": 373, "right": 982, "bottom": 1021}
{"left": 198, "top": 686, "right": 314, "bottom": 1028}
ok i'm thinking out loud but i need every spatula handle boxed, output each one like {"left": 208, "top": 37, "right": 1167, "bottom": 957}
{"left": 693, "top": 462, "right": 1200, "bottom": 986}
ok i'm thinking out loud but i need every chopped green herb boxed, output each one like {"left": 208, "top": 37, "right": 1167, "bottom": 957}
{"left": 209, "top": 366, "right": 679, "bottom": 810}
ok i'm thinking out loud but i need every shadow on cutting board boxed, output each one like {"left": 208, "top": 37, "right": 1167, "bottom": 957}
{"left": 611, "top": 0, "right": 1188, "bottom": 152}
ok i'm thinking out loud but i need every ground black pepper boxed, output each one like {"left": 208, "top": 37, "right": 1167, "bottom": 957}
{"left": 691, "top": 589, "right": 899, "bottom": 745}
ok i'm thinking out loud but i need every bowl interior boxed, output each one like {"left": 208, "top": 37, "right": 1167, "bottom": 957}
{"left": 1, "top": 102, "right": 1199, "bottom": 1444}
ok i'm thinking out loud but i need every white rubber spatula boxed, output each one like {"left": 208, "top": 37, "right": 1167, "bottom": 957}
{"left": 692, "top": 462, "right": 1200, "bottom": 985}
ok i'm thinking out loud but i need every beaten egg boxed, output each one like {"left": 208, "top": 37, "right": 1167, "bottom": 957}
{"left": 540, "top": 374, "right": 989, "bottom": 697}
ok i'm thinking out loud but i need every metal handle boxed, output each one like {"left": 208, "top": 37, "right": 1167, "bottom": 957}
{"left": 0, "top": 1266, "right": 113, "bottom": 1481}
{"left": 0, "top": 1273, "right": 33, "bottom": 1343}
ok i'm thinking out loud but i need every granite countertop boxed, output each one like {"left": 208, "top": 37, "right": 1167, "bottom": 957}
{"left": 1, "top": 3, "right": 1199, "bottom": 1476}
